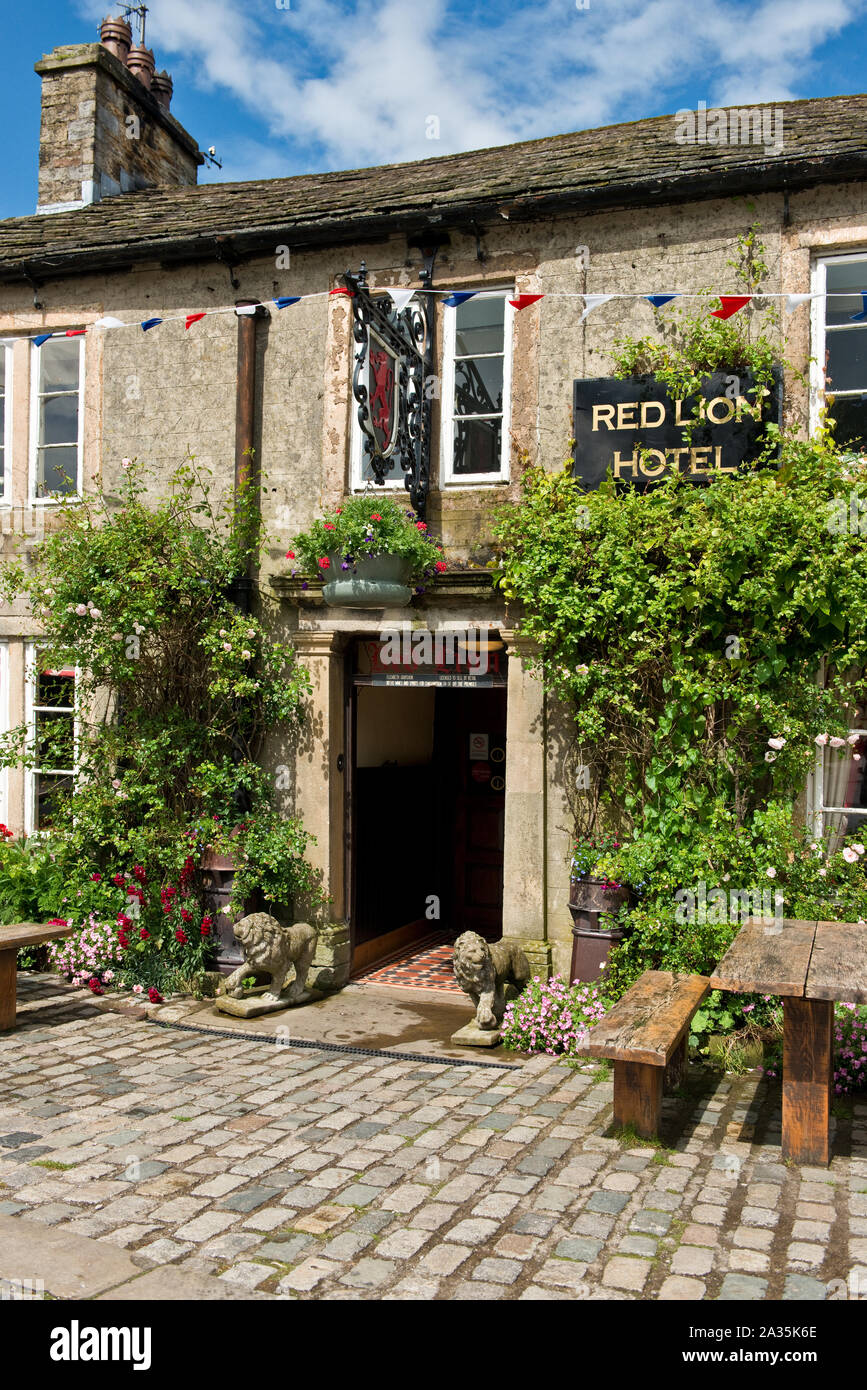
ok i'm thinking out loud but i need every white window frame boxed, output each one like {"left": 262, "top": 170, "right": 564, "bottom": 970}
{"left": 808, "top": 731, "right": 867, "bottom": 841}
{"left": 0, "top": 341, "right": 12, "bottom": 504}
{"left": 441, "top": 289, "right": 514, "bottom": 486}
{"left": 25, "top": 643, "right": 78, "bottom": 835}
{"left": 810, "top": 251, "right": 867, "bottom": 437}
{"left": 28, "top": 336, "right": 85, "bottom": 504}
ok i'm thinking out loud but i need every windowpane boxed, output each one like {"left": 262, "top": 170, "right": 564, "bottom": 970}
{"left": 453, "top": 417, "right": 502, "bottom": 475}
{"left": 39, "top": 393, "right": 78, "bottom": 446}
{"left": 826, "top": 395, "right": 867, "bottom": 449}
{"left": 35, "top": 772, "right": 73, "bottom": 830}
{"left": 826, "top": 261, "right": 867, "bottom": 326}
{"left": 455, "top": 297, "right": 505, "bottom": 356}
{"left": 36, "top": 671, "right": 74, "bottom": 707}
{"left": 826, "top": 331, "right": 867, "bottom": 394}
{"left": 35, "top": 710, "right": 75, "bottom": 768}
{"left": 39, "top": 339, "right": 80, "bottom": 393}
{"left": 455, "top": 357, "right": 503, "bottom": 417}
{"left": 37, "top": 446, "right": 78, "bottom": 496}
{"left": 823, "top": 736, "right": 867, "bottom": 808}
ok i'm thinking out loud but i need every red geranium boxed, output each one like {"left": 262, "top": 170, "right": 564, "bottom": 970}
{"left": 435, "top": 561, "right": 447, "bottom": 572}
{"left": 139, "top": 927, "right": 149, "bottom": 940}
{"left": 88, "top": 977, "right": 104, "bottom": 996}
{"left": 48, "top": 917, "right": 68, "bottom": 927}
{"left": 370, "top": 513, "right": 382, "bottom": 522}
{"left": 416, "top": 521, "right": 427, "bottom": 531}
{"left": 112, "top": 873, "right": 125, "bottom": 887}
{"left": 133, "top": 865, "right": 147, "bottom": 883}
{"left": 324, "top": 523, "right": 335, "bottom": 531}
{"left": 285, "top": 550, "right": 295, "bottom": 559}
{"left": 90, "top": 873, "right": 102, "bottom": 882}
{"left": 147, "top": 987, "right": 162, "bottom": 1003}
{"left": 318, "top": 557, "right": 331, "bottom": 569}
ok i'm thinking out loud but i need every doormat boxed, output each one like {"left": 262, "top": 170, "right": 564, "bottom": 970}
{"left": 354, "top": 935, "right": 463, "bottom": 993}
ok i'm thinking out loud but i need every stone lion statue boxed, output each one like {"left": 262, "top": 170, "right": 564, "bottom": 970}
{"left": 220, "top": 914, "right": 317, "bottom": 1004}
{"left": 453, "top": 932, "right": 531, "bottom": 1030}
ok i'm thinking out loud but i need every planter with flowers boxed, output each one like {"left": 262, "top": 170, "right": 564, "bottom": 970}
{"left": 568, "top": 832, "right": 634, "bottom": 983}
{"left": 289, "top": 496, "right": 447, "bottom": 607}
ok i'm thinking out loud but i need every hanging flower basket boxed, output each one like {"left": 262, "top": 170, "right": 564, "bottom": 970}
{"left": 288, "top": 495, "right": 447, "bottom": 609}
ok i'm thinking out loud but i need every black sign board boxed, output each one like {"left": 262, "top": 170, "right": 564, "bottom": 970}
{"left": 572, "top": 368, "right": 782, "bottom": 490}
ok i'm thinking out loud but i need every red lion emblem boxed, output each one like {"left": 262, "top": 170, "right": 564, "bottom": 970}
{"left": 369, "top": 349, "right": 394, "bottom": 437}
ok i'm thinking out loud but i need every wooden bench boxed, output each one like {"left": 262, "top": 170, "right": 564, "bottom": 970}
{"left": 0, "top": 922, "right": 72, "bottom": 1031}
{"left": 584, "top": 970, "right": 710, "bottom": 1138}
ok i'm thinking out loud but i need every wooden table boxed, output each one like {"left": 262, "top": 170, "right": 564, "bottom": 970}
{"left": 709, "top": 917, "right": 867, "bottom": 1165}
{"left": 0, "top": 922, "right": 72, "bottom": 1031}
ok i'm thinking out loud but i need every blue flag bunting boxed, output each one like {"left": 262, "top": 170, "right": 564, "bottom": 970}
{"left": 141, "top": 317, "right": 163, "bottom": 332}
{"left": 443, "top": 292, "right": 478, "bottom": 308}
{"left": 274, "top": 297, "right": 301, "bottom": 309}
{"left": 646, "top": 295, "right": 678, "bottom": 308}
{"left": 33, "top": 333, "right": 54, "bottom": 347}
{"left": 850, "top": 293, "right": 867, "bottom": 322}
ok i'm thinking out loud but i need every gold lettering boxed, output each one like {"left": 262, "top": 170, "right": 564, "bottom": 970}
{"left": 640, "top": 400, "right": 666, "bottom": 428}
{"left": 669, "top": 447, "right": 690, "bottom": 471}
{"left": 592, "top": 404, "right": 616, "bottom": 431}
{"left": 674, "top": 399, "right": 698, "bottom": 426}
{"left": 715, "top": 445, "right": 737, "bottom": 473}
{"left": 689, "top": 447, "right": 711, "bottom": 472}
{"left": 639, "top": 449, "right": 667, "bottom": 478}
{"left": 734, "top": 394, "right": 762, "bottom": 421}
{"left": 616, "top": 402, "right": 638, "bottom": 430}
{"left": 612, "top": 450, "right": 638, "bottom": 478}
{"left": 706, "top": 396, "right": 735, "bottom": 424}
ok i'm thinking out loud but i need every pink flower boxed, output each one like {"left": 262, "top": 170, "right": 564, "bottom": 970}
{"left": 815, "top": 733, "right": 829, "bottom": 746}
{"left": 830, "top": 736, "right": 846, "bottom": 748}
{"left": 766, "top": 867, "right": 777, "bottom": 878}
{"left": 75, "top": 603, "right": 87, "bottom": 617}
{"left": 842, "top": 847, "right": 859, "bottom": 863}
{"left": 767, "top": 736, "right": 786, "bottom": 750}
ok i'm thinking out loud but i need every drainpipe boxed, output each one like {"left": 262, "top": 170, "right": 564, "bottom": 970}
{"left": 230, "top": 299, "right": 269, "bottom": 612}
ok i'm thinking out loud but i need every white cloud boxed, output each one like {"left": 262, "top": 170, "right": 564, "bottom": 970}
{"left": 78, "top": 0, "right": 865, "bottom": 174}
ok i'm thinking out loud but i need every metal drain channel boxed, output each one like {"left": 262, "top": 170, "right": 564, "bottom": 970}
{"left": 146, "top": 1016, "right": 518, "bottom": 1069}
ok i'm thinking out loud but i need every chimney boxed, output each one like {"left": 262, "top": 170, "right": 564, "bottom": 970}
{"left": 34, "top": 23, "right": 203, "bottom": 214}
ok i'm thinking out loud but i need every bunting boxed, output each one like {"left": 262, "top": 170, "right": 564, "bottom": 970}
{"left": 711, "top": 296, "right": 752, "bottom": 320}
{"left": 13, "top": 282, "right": 867, "bottom": 350}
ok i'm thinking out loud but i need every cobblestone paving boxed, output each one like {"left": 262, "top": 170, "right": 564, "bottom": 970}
{"left": 1, "top": 977, "right": 866, "bottom": 1300}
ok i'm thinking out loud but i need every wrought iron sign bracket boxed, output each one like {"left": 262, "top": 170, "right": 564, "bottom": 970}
{"left": 341, "top": 260, "right": 435, "bottom": 516}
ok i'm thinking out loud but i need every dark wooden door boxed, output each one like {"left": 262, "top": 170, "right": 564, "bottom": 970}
{"left": 436, "top": 689, "right": 507, "bottom": 939}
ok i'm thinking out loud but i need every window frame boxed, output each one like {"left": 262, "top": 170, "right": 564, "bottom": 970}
{"left": 810, "top": 251, "right": 867, "bottom": 438}
{"left": 25, "top": 643, "right": 78, "bottom": 836}
{"left": 28, "top": 335, "right": 85, "bottom": 505}
{"left": 0, "top": 340, "right": 12, "bottom": 504}
{"left": 440, "top": 289, "right": 514, "bottom": 487}
{"left": 809, "top": 729, "right": 867, "bottom": 841}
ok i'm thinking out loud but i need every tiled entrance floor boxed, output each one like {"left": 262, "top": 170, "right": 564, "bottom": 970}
{"left": 355, "top": 934, "right": 463, "bottom": 993}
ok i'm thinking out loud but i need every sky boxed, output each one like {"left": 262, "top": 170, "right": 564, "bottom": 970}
{"left": 1, "top": 0, "right": 866, "bottom": 220}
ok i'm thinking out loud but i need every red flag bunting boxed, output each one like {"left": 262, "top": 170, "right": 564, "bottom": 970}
{"left": 185, "top": 313, "right": 206, "bottom": 330}
{"left": 711, "top": 296, "right": 752, "bottom": 320}
{"left": 65, "top": 328, "right": 86, "bottom": 336}
{"left": 329, "top": 288, "right": 354, "bottom": 298}
{"left": 509, "top": 294, "right": 544, "bottom": 311}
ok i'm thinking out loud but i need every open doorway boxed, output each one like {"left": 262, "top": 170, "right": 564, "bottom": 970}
{"left": 350, "top": 681, "right": 507, "bottom": 976}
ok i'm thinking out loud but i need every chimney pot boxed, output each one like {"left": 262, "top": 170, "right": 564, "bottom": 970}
{"left": 126, "top": 44, "right": 156, "bottom": 89}
{"left": 99, "top": 15, "right": 132, "bottom": 62}
{"left": 151, "top": 70, "right": 173, "bottom": 111}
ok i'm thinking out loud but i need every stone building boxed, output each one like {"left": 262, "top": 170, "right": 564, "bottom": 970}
{"left": 1, "top": 21, "right": 866, "bottom": 988}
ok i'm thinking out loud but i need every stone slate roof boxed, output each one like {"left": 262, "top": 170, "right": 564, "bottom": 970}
{"left": 1, "top": 94, "right": 866, "bottom": 284}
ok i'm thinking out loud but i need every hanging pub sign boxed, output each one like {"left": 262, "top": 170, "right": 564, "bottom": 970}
{"left": 342, "top": 262, "right": 435, "bottom": 515}
{"left": 572, "top": 368, "right": 782, "bottom": 490}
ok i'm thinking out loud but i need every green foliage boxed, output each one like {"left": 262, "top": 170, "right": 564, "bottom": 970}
{"left": 0, "top": 458, "right": 320, "bottom": 992}
{"left": 290, "top": 494, "right": 446, "bottom": 582}
{"left": 493, "top": 222, "right": 867, "bottom": 1021}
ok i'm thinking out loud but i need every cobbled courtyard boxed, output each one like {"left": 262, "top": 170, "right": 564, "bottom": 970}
{"left": 1, "top": 975, "right": 866, "bottom": 1301}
